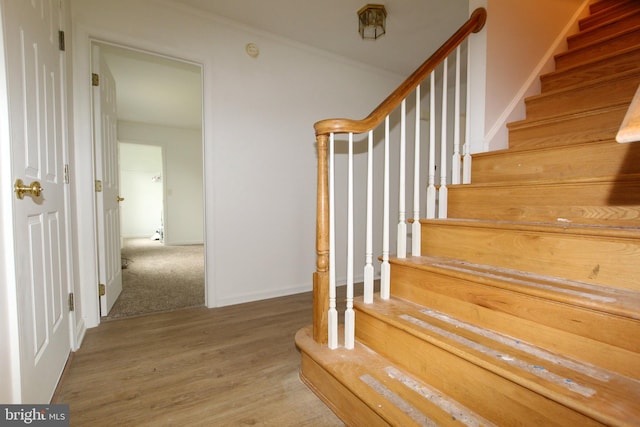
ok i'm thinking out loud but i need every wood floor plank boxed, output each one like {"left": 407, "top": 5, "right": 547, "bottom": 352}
{"left": 53, "top": 292, "right": 344, "bottom": 426}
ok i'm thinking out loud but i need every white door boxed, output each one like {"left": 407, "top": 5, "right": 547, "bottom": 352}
{"left": 1, "top": 0, "right": 71, "bottom": 402}
{"left": 92, "top": 45, "right": 122, "bottom": 316}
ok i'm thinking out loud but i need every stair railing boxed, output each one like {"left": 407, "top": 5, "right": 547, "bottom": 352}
{"left": 312, "top": 8, "right": 487, "bottom": 348}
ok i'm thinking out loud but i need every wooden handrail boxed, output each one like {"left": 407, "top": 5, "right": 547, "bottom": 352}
{"left": 314, "top": 7, "right": 487, "bottom": 136}
{"left": 312, "top": 7, "right": 487, "bottom": 344}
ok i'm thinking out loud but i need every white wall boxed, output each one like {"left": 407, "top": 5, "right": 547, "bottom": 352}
{"left": 70, "top": 0, "right": 404, "bottom": 315}
{"left": 119, "top": 142, "right": 164, "bottom": 239}
{"left": 119, "top": 122, "right": 204, "bottom": 245}
{"left": 482, "top": 0, "right": 589, "bottom": 150}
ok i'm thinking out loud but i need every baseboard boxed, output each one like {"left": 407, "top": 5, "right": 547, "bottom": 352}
{"left": 212, "top": 284, "right": 312, "bottom": 308}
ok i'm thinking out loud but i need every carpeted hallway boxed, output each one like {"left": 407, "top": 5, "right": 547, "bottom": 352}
{"left": 106, "top": 238, "right": 205, "bottom": 320}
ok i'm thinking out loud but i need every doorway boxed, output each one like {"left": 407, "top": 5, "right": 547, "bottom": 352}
{"left": 93, "top": 42, "right": 205, "bottom": 319}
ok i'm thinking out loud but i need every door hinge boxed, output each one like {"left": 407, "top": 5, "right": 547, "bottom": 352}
{"left": 92, "top": 73, "right": 100, "bottom": 86}
{"left": 58, "top": 30, "right": 65, "bottom": 51}
{"left": 98, "top": 283, "right": 106, "bottom": 297}
{"left": 64, "top": 164, "right": 70, "bottom": 184}
{"left": 95, "top": 180, "right": 102, "bottom": 192}
{"left": 68, "top": 292, "right": 75, "bottom": 311}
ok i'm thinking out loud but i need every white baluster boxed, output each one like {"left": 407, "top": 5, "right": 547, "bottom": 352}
{"left": 412, "top": 85, "right": 421, "bottom": 256}
{"left": 381, "top": 116, "right": 391, "bottom": 300}
{"left": 426, "top": 71, "right": 436, "bottom": 218}
{"left": 397, "top": 100, "right": 407, "bottom": 259}
{"left": 345, "top": 132, "right": 355, "bottom": 350}
{"left": 328, "top": 133, "right": 338, "bottom": 349}
{"left": 452, "top": 47, "right": 462, "bottom": 186}
{"left": 439, "top": 57, "right": 449, "bottom": 219}
{"left": 463, "top": 40, "right": 472, "bottom": 184}
{"left": 364, "top": 130, "right": 374, "bottom": 304}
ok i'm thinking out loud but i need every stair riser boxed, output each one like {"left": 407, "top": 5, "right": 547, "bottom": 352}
{"left": 355, "top": 312, "right": 607, "bottom": 427}
{"left": 542, "top": 47, "right": 640, "bottom": 92}
{"left": 390, "top": 263, "right": 640, "bottom": 378}
{"left": 525, "top": 72, "right": 640, "bottom": 121}
{"left": 568, "top": 11, "right": 640, "bottom": 50}
{"left": 581, "top": 2, "right": 640, "bottom": 30}
{"left": 508, "top": 106, "right": 626, "bottom": 149}
{"left": 420, "top": 222, "right": 640, "bottom": 291}
{"left": 555, "top": 28, "right": 640, "bottom": 70}
{"left": 447, "top": 180, "right": 640, "bottom": 226}
{"left": 471, "top": 141, "right": 640, "bottom": 184}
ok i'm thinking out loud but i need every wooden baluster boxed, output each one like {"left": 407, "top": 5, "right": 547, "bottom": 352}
{"left": 397, "top": 100, "right": 407, "bottom": 259}
{"left": 439, "top": 57, "right": 449, "bottom": 219}
{"left": 364, "top": 130, "right": 374, "bottom": 304}
{"left": 313, "top": 133, "right": 329, "bottom": 344}
{"left": 345, "top": 133, "right": 355, "bottom": 350}
{"left": 412, "top": 85, "right": 422, "bottom": 256}
{"left": 328, "top": 133, "right": 338, "bottom": 349}
{"left": 381, "top": 116, "right": 391, "bottom": 300}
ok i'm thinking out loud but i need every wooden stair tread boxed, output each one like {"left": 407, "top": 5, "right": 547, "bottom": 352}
{"left": 555, "top": 26, "right": 640, "bottom": 70}
{"left": 295, "top": 325, "right": 494, "bottom": 426}
{"left": 523, "top": 68, "right": 640, "bottom": 122}
{"left": 354, "top": 297, "right": 640, "bottom": 427}
{"left": 389, "top": 255, "right": 640, "bottom": 321}
{"left": 507, "top": 103, "right": 628, "bottom": 131}
{"left": 541, "top": 44, "right": 640, "bottom": 91}
{"left": 590, "top": 0, "right": 637, "bottom": 15}
{"left": 470, "top": 139, "right": 640, "bottom": 184}
{"left": 567, "top": 7, "right": 640, "bottom": 49}
{"left": 581, "top": 0, "right": 640, "bottom": 30}
{"left": 418, "top": 217, "right": 640, "bottom": 240}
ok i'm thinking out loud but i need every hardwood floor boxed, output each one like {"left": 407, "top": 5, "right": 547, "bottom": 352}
{"left": 53, "top": 292, "right": 344, "bottom": 426}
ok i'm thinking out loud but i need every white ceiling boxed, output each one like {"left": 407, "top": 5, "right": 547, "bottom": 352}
{"left": 99, "top": 1, "right": 469, "bottom": 130}
{"left": 173, "top": 0, "right": 470, "bottom": 76}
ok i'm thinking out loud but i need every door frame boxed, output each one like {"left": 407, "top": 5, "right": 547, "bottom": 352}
{"left": 71, "top": 26, "right": 210, "bottom": 328}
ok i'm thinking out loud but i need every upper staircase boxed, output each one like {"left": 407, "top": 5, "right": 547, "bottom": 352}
{"left": 296, "top": 1, "right": 640, "bottom": 425}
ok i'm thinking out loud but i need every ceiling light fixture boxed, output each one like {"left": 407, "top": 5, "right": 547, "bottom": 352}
{"left": 357, "top": 4, "right": 387, "bottom": 40}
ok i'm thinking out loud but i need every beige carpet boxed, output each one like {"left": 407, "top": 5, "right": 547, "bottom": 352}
{"left": 105, "top": 238, "right": 205, "bottom": 320}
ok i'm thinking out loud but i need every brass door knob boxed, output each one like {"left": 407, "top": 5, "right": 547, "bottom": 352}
{"left": 117, "top": 196, "right": 125, "bottom": 202}
{"left": 14, "top": 179, "right": 43, "bottom": 200}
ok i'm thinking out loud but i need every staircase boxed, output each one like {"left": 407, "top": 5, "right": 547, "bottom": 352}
{"left": 296, "top": 1, "right": 640, "bottom": 426}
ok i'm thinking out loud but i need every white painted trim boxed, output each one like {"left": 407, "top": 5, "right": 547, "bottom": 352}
{"left": 483, "top": 0, "right": 592, "bottom": 149}
{"left": 0, "top": 3, "right": 23, "bottom": 401}
{"left": 214, "top": 284, "right": 313, "bottom": 308}
{"left": 71, "top": 24, "right": 101, "bottom": 328}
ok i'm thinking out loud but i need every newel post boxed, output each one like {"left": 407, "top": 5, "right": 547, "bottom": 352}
{"left": 313, "top": 133, "right": 329, "bottom": 344}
